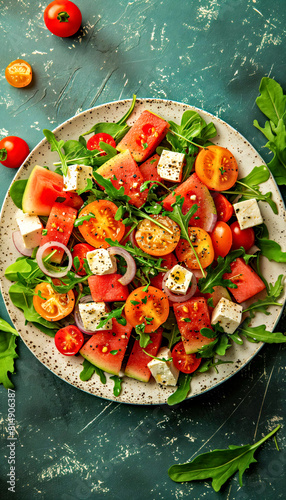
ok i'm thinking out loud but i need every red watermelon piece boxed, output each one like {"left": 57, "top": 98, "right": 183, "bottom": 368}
{"left": 125, "top": 328, "right": 163, "bottom": 382}
{"left": 88, "top": 274, "right": 130, "bottom": 302}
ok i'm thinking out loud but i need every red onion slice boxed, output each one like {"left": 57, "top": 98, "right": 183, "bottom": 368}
{"left": 204, "top": 212, "right": 217, "bottom": 233}
{"left": 12, "top": 231, "right": 33, "bottom": 257}
{"left": 162, "top": 267, "right": 197, "bottom": 302}
{"left": 107, "top": 246, "right": 136, "bottom": 285}
{"left": 36, "top": 241, "right": 72, "bottom": 278}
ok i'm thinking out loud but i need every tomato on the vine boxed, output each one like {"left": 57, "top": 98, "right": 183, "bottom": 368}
{"left": 86, "top": 133, "right": 116, "bottom": 156}
{"left": 44, "top": 1, "right": 82, "bottom": 37}
{"left": 0, "top": 136, "right": 29, "bottom": 169}
{"left": 230, "top": 221, "right": 255, "bottom": 251}
{"left": 195, "top": 145, "right": 238, "bottom": 191}
{"left": 55, "top": 325, "right": 84, "bottom": 356}
{"left": 5, "top": 59, "right": 32, "bottom": 88}
{"left": 211, "top": 221, "right": 233, "bottom": 259}
{"left": 172, "top": 342, "right": 201, "bottom": 374}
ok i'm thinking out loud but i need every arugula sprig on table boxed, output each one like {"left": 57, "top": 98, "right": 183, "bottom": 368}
{"left": 168, "top": 425, "right": 281, "bottom": 492}
{"left": 254, "top": 77, "right": 286, "bottom": 185}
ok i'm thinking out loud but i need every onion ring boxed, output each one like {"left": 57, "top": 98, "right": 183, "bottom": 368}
{"left": 107, "top": 247, "right": 136, "bottom": 285}
{"left": 12, "top": 231, "right": 33, "bottom": 257}
{"left": 36, "top": 241, "right": 72, "bottom": 278}
{"left": 162, "top": 267, "right": 197, "bottom": 302}
{"left": 74, "top": 295, "right": 110, "bottom": 335}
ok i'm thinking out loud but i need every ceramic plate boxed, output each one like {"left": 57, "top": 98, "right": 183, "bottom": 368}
{"left": 0, "top": 99, "right": 285, "bottom": 405}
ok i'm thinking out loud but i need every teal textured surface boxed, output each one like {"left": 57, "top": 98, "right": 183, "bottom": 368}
{"left": 0, "top": 1, "right": 285, "bottom": 499}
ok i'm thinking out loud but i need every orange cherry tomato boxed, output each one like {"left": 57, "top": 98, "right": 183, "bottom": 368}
{"left": 135, "top": 215, "right": 181, "bottom": 256}
{"left": 195, "top": 145, "right": 238, "bottom": 191}
{"left": 210, "top": 221, "right": 233, "bottom": 258}
{"left": 175, "top": 227, "right": 214, "bottom": 269}
{"left": 33, "top": 279, "right": 75, "bottom": 322}
{"left": 5, "top": 59, "right": 32, "bottom": 88}
{"left": 172, "top": 341, "right": 201, "bottom": 374}
{"left": 78, "top": 200, "right": 125, "bottom": 248}
{"left": 55, "top": 325, "right": 84, "bottom": 356}
{"left": 125, "top": 286, "right": 169, "bottom": 333}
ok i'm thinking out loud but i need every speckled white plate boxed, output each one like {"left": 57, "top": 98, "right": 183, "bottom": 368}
{"left": 0, "top": 99, "right": 285, "bottom": 405}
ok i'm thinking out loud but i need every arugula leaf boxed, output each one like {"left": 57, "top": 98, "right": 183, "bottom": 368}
{"left": 238, "top": 318, "right": 286, "bottom": 344}
{"left": 167, "top": 372, "right": 192, "bottom": 406}
{"left": 110, "top": 375, "right": 122, "bottom": 396}
{"left": 243, "top": 274, "right": 284, "bottom": 317}
{"left": 93, "top": 171, "right": 131, "bottom": 203}
{"left": 80, "top": 359, "right": 106, "bottom": 383}
{"left": 43, "top": 129, "right": 69, "bottom": 176}
{"left": 168, "top": 425, "right": 280, "bottom": 491}
{"left": 96, "top": 304, "right": 126, "bottom": 330}
{"left": 162, "top": 311, "right": 181, "bottom": 349}
{"left": 81, "top": 95, "right": 136, "bottom": 143}
{"left": 256, "top": 237, "right": 286, "bottom": 263}
{"left": 135, "top": 324, "right": 151, "bottom": 348}
{"left": 9, "top": 179, "right": 28, "bottom": 209}
{"left": 0, "top": 318, "right": 18, "bottom": 336}
{"left": 253, "top": 77, "right": 286, "bottom": 185}
{"left": 197, "top": 358, "right": 233, "bottom": 374}
{"left": 74, "top": 213, "right": 96, "bottom": 227}
{"left": 198, "top": 248, "right": 245, "bottom": 294}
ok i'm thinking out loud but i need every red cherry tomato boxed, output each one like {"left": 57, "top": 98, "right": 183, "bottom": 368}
{"left": 172, "top": 342, "right": 201, "bottom": 374}
{"left": 230, "top": 221, "right": 255, "bottom": 251}
{"left": 211, "top": 221, "right": 233, "bottom": 259}
{"left": 212, "top": 193, "right": 233, "bottom": 222}
{"left": 44, "top": 1, "right": 82, "bottom": 37}
{"left": 72, "top": 243, "right": 95, "bottom": 275}
{"left": 86, "top": 133, "right": 116, "bottom": 156}
{"left": 0, "top": 136, "right": 29, "bottom": 169}
{"left": 55, "top": 325, "right": 84, "bottom": 356}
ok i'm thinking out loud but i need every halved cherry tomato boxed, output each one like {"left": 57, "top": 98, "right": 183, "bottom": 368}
{"left": 135, "top": 215, "right": 181, "bottom": 256}
{"left": 72, "top": 243, "right": 95, "bottom": 275}
{"left": 211, "top": 221, "right": 232, "bottom": 258}
{"left": 175, "top": 227, "right": 214, "bottom": 269}
{"left": 172, "top": 341, "right": 201, "bottom": 374}
{"left": 195, "top": 145, "right": 238, "bottom": 191}
{"left": 5, "top": 59, "right": 32, "bottom": 88}
{"left": 33, "top": 279, "right": 75, "bottom": 321}
{"left": 212, "top": 193, "right": 233, "bottom": 222}
{"left": 230, "top": 221, "right": 255, "bottom": 251}
{"left": 78, "top": 200, "right": 125, "bottom": 248}
{"left": 55, "top": 325, "right": 84, "bottom": 356}
{"left": 87, "top": 133, "right": 116, "bottom": 156}
{"left": 44, "top": 1, "right": 82, "bottom": 37}
{"left": 0, "top": 136, "right": 29, "bottom": 169}
{"left": 125, "top": 286, "right": 169, "bottom": 333}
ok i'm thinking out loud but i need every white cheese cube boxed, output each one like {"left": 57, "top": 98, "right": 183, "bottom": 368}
{"left": 157, "top": 150, "right": 185, "bottom": 182}
{"left": 86, "top": 249, "right": 117, "bottom": 275}
{"left": 16, "top": 210, "right": 43, "bottom": 249}
{"left": 147, "top": 347, "right": 179, "bottom": 386}
{"left": 165, "top": 264, "right": 193, "bottom": 295}
{"left": 78, "top": 302, "right": 112, "bottom": 332}
{"left": 63, "top": 164, "right": 93, "bottom": 192}
{"left": 211, "top": 297, "right": 243, "bottom": 334}
{"left": 233, "top": 198, "right": 263, "bottom": 230}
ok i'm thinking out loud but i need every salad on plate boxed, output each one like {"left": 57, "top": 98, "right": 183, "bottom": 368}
{"left": 3, "top": 96, "right": 286, "bottom": 404}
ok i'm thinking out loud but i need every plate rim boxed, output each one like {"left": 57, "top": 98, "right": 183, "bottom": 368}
{"left": 0, "top": 97, "right": 285, "bottom": 405}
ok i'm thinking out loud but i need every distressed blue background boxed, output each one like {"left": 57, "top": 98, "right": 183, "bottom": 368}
{"left": 0, "top": 1, "right": 285, "bottom": 499}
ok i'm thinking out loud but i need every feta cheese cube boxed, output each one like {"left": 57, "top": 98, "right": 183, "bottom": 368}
{"left": 16, "top": 210, "right": 43, "bottom": 249}
{"left": 86, "top": 249, "right": 117, "bottom": 275}
{"left": 165, "top": 264, "right": 193, "bottom": 295}
{"left": 63, "top": 164, "right": 93, "bottom": 192}
{"left": 147, "top": 347, "right": 179, "bottom": 386}
{"left": 233, "top": 198, "right": 263, "bottom": 230}
{"left": 78, "top": 302, "right": 112, "bottom": 331}
{"left": 157, "top": 150, "right": 185, "bottom": 182}
{"left": 211, "top": 297, "right": 243, "bottom": 334}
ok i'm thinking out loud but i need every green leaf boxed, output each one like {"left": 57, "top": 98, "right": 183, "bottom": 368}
{"left": 255, "top": 237, "right": 286, "bottom": 263}
{"left": 80, "top": 359, "right": 107, "bottom": 384}
{"left": 74, "top": 213, "right": 96, "bottom": 227}
{"left": 167, "top": 372, "right": 192, "bottom": 406}
{"left": 135, "top": 324, "right": 151, "bottom": 348}
{"left": 168, "top": 425, "right": 280, "bottom": 491}
{"left": 238, "top": 318, "right": 286, "bottom": 343}
{"left": 243, "top": 274, "right": 284, "bottom": 317}
{"left": 198, "top": 248, "right": 245, "bottom": 294}
{"left": 5, "top": 257, "right": 45, "bottom": 283}
{"left": 0, "top": 331, "right": 18, "bottom": 389}
{"left": 93, "top": 171, "right": 131, "bottom": 203}
{"left": 197, "top": 358, "right": 233, "bottom": 374}
{"left": 43, "top": 129, "right": 68, "bottom": 176}
{"left": 9, "top": 179, "right": 28, "bottom": 209}
{"left": 96, "top": 304, "right": 126, "bottom": 330}
{"left": 256, "top": 78, "right": 286, "bottom": 125}
{"left": 0, "top": 318, "right": 18, "bottom": 336}
{"left": 110, "top": 375, "right": 122, "bottom": 396}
